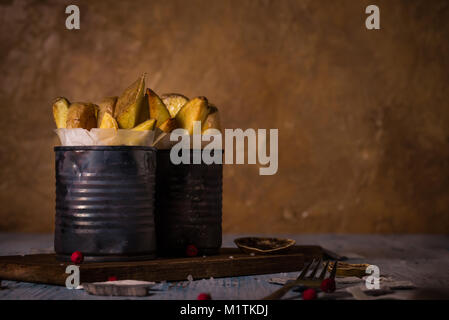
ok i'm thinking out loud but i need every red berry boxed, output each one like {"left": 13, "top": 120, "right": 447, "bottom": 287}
{"left": 320, "top": 278, "right": 336, "bottom": 293}
{"left": 108, "top": 276, "right": 118, "bottom": 282}
{"left": 302, "top": 288, "right": 317, "bottom": 300}
{"left": 186, "top": 244, "right": 198, "bottom": 257}
{"left": 70, "top": 251, "right": 83, "bottom": 264}
{"left": 197, "top": 293, "right": 212, "bottom": 300}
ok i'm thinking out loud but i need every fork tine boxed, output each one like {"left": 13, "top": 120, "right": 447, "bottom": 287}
{"left": 330, "top": 261, "right": 338, "bottom": 279}
{"left": 319, "top": 260, "right": 330, "bottom": 280}
{"left": 309, "top": 258, "right": 322, "bottom": 279}
{"left": 297, "top": 259, "right": 315, "bottom": 280}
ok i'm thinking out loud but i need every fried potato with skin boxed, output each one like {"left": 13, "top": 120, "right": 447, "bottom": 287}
{"left": 52, "top": 97, "right": 70, "bottom": 128}
{"left": 99, "top": 112, "right": 118, "bottom": 129}
{"left": 66, "top": 102, "right": 98, "bottom": 130}
{"left": 132, "top": 119, "right": 156, "bottom": 131}
{"left": 158, "top": 118, "right": 178, "bottom": 133}
{"left": 175, "top": 97, "right": 210, "bottom": 135}
{"left": 97, "top": 96, "right": 117, "bottom": 127}
{"left": 202, "top": 104, "right": 221, "bottom": 133}
{"left": 115, "top": 74, "right": 146, "bottom": 129}
{"left": 161, "top": 93, "right": 189, "bottom": 118}
{"left": 147, "top": 89, "right": 171, "bottom": 128}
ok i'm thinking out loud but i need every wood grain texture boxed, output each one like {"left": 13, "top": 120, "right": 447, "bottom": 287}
{"left": 0, "top": 247, "right": 320, "bottom": 286}
{"left": 1, "top": 1, "right": 449, "bottom": 233}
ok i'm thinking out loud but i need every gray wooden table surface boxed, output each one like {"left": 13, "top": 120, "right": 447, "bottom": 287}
{"left": 0, "top": 233, "right": 448, "bottom": 300}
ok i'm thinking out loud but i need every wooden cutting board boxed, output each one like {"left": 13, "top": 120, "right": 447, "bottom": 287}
{"left": 0, "top": 246, "right": 322, "bottom": 286}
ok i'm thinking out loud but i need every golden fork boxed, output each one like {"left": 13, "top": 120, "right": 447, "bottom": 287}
{"left": 262, "top": 259, "right": 338, "bottom": 300}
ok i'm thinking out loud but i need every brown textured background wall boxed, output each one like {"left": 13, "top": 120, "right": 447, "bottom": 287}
{"left": 0, "top": 0, "right": 448, "bottom": 233}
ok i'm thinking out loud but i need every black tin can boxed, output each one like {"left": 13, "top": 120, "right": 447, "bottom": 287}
{"left": 155, "top": 149, "right": 223, "bottom": 256}
{"left": 54, "top": 146, "right": 157, "bottom": 262}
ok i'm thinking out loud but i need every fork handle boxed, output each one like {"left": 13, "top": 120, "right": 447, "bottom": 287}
{"left": 261, "top": 281, "right": 298, "bottom": 300}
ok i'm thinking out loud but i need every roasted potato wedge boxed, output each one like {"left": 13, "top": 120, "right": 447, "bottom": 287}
{"left": 158, "top": 118, "right": 178, "bottom": 133}
{"left": 52, "top": 97, "right": 70, "bottom": 128}
{"left": 175, "top": 96, "right": 210, "bottom": 135}
{"left": 66, "top": 102, "right": 97, "bottom": 130}
{"left": 132, "top": 119, "right": 156, "bottom": 131}
{"left": 115, "top": 74, "right": 146, "bottom": 129}
{"left": 99, "top": 112, "right": 118, "bottom": 129}
{"left": 97, "top": 96, "right": 117, "bottom": 127}
{"left": 147, "top": 88, "right": 171, "bottom": 128}
{"left": 202, "top": 104, "right": 221, "bottom": 133}
{"left": 161, "top": 93, "right": 189, "bottom": 118}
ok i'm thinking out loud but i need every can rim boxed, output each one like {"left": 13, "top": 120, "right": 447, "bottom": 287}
{"left": 54, "top": 146, "right": 157, "bottom": 152}
{"left": 156, "top": 149, "right": 224, "bottom": 153}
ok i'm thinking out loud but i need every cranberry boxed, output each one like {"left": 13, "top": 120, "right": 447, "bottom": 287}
{"left": 320, "top": 278, "right": 336, "bottom": 293}
{"left": 302, "top": 288, "right": 317, "bottom": 300}
{"left": 70, "top": 251, "right": 83, "bottom": 264}
{"left": 186, "top": 244, "right": 199, "bottom": 257}
{"left": 197, "top": 293, "right": 212, "bottom": 300}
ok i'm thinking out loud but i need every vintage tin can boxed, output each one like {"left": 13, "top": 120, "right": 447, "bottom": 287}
{"left": 155, "top": 149, "right": 223, "bottom": 256}
{"left": 54, "top": 146, "right": 157, "bottom": 262}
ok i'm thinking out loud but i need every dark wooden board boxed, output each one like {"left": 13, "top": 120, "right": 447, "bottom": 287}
{"left": 0, "top": 246, "right": 322, "bottom": 286}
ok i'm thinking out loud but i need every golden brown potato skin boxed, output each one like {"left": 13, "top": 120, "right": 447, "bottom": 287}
{"left": 97, "top": 96, "right": 117, "bottom": 127}
{"left": 147, "top": 88, "right": 171, "bottom": 128}
{"left": 202, "top": 104, "right": 221, "bottom": 133}
{"left": 115, "top": 74, "right": 146, "bottom": 129}
{"left": 114, "top": 75, "right": 143, "bottom": 118}
{"left": 52, "top": 97, "right": 70, "bottom": 129}
{"left": 175, "top": 96, "right": 210, "bottom": 135}
{"left": 161, "top": 93, "right": 189, "bottom": 118}
{"left": 98, "top": 112, "right": 119, "bottom": 129}
{"left": 66, "top": 102, "right": 98, "bottom": 130}
{"left": 158, "top": 118, "right": 178, "bottom": 133}
{"left": 132, "top": 118, "right": 156, "bottom": 131}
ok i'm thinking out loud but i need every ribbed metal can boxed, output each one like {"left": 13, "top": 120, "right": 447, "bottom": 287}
{"left": 155, "top": 149, "right": 222, "bottom": 256}
{"left": 54, "top": 146, "right": 157, "bottom": 262}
